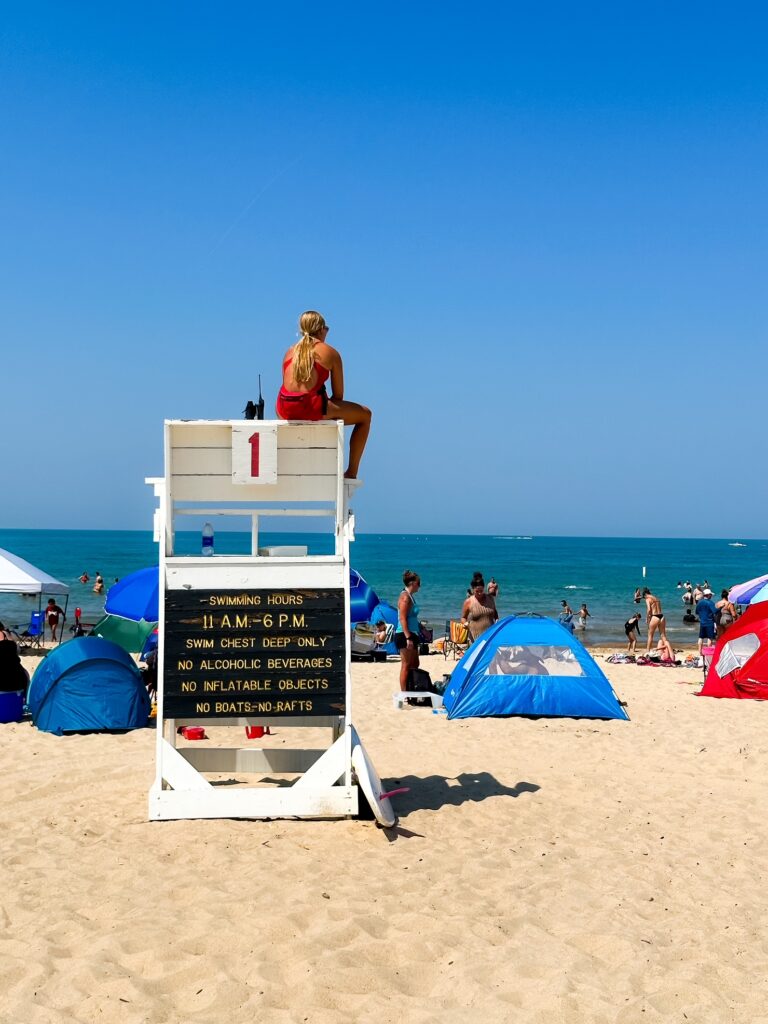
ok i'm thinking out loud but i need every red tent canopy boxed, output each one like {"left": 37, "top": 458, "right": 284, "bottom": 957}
{"left": 700, "top": 601, "right": 768, "bottom": 700}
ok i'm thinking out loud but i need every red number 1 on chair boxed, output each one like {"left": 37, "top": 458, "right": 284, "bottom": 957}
{"left": 248, "top": 432, "right": 260, "bottom": 478}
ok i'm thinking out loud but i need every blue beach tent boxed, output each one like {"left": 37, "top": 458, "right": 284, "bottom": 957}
{"left": 28, "top": 637, "right": 150, "bottom": 735}
{"left": 443, "top": 615, "right": 628, "bottom": 721}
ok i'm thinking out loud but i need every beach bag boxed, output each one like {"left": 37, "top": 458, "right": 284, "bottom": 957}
{"left": 406, "top": 668, "right": 433, "bottom": 693}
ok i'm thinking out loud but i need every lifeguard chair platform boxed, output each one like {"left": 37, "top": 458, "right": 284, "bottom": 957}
{"left": 146, "top": 419, "right": 394, "bottom": 825}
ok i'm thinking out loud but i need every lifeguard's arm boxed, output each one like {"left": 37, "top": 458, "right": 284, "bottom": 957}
{"left": 460, "top": 598, "right": 471, "bottom": 624}
{"left": 327, "top": 346, "right": 344, "bottom": 402}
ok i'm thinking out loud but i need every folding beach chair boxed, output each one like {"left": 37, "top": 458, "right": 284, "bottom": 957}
{"left": 443, "top": 619, "right": 470, "bottom": 661}
{"left": 16, "top": 611, "right": 45, "bottom": 651}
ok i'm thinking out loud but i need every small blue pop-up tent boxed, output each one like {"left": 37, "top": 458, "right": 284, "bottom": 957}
{"left": 443, "top": 615, "right": 628, "bottom": 721}
{"left": 28, "top": 637, "right": 151, "bottom": 735}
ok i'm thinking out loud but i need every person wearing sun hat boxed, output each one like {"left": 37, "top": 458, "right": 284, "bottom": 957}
{"left": 695, "top": 588, "right": 718, "bottom": 652}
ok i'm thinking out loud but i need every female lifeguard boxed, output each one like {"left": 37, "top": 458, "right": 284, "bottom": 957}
{"left": 276, "top": 311, "right": 371, "bottom": 479}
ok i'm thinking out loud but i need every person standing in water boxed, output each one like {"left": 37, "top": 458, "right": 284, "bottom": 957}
{"left": 276, "top": 310, "right": 372, "bottom": 479}
{"left": 577, "top": 603, "right": 591, "bottom": 630}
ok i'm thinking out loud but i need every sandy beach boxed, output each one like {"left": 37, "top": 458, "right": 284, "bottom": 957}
{"left": 2, "top": 648, "right": 767, "bottom": 1024}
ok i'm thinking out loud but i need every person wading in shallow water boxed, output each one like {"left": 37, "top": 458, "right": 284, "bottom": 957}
{"left": 276, "top": 310, "right": 372, "bottom": 479}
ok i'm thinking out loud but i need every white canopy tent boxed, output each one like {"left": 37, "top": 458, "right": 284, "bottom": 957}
{"left": 0, "top": 547, "right": 70, "bottom": 645}
{"left": 0, "top": 547, "right": 69, "bottom": 595}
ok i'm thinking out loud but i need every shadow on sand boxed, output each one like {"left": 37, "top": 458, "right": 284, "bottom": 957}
{"left": 389, "top": 772, "right": 540, "bottom": 817}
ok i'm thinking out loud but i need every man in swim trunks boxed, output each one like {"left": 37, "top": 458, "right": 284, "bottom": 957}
{"left": 695, "top": 588, "right": 717, "bottom": 653}
{"left": 642, "top": 587, "right": 669, "bottom": 652}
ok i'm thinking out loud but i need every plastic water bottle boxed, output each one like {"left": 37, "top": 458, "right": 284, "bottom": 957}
{"left": 201, "top": 522, "right": 214, "bottom": 557}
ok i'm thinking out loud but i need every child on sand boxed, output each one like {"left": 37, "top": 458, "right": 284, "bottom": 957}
{"left": 45, "top": 599, "right": 66, "bottom": 643}
{"left": 624, "top": 612, "right": 642, "bottom": 653}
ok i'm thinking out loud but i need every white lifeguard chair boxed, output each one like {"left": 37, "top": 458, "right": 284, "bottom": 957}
{"left": 146, "top": 419, "right": 394, "bottom": 825}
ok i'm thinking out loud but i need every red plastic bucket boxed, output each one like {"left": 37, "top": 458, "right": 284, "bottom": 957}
{"left": 181, "top": 726, "right": 206, "bottom": 740}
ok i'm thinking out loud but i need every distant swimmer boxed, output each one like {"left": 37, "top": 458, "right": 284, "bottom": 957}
{"left": 559, "top": 600, "right": 575, "bottom": 633}
{"left": 93, "top": 572, "right": 104, "bottom": 595}
{"left": 683, "top": 609, "right": 698, "bottom": 624}
{"left": 642, "top": 587, "right": 669, "bottom": 652}
{"left": 577, "top": 603, "right": 591, "bottom": 630}
{"left": 276, "top": 310, "right": 371, "bottom": 479}
{"left": 487, "top": 577, "right": 499, "bottom": 597}
{"left": 79, "top": 571, "right": 89, "bottom": 583}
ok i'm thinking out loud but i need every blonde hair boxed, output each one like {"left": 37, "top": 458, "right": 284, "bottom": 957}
{"left": 292, "top": 310, "right": 327, "bottom": 385}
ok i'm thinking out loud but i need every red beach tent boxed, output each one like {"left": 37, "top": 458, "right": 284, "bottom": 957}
{"left": 699, "top": 602, "right": 768, "bottom": 700}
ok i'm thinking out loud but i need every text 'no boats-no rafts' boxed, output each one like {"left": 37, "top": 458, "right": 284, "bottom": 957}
{"left": 146, "top": 418, "right": 394, "bottom": 827}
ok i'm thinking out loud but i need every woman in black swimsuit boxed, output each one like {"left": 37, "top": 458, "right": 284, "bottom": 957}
{"left": 642, "top": 587, "right": 669, "bottom": 652}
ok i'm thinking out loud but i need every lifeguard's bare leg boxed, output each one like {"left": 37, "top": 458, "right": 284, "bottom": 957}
{"left": 325, "top": 399, "right": 372, "bottom": 479}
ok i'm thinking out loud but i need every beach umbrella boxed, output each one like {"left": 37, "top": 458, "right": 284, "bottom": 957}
{"left": 140, "top": 628, "right": 159, "bottom": 660}
{"left": 746, "top": 582, "right": 768, "bottom": 606}
{"left": 350, "top": 569, "right": 380, "bottom": 624}
{"left": 106, "top": 567, "right": 159, "bottom": 623}
{"left": 729, "top": 573, "right": 768, "bottom": 606}
{"left": 90, "top": 614, "right": 157, "bottom": 653}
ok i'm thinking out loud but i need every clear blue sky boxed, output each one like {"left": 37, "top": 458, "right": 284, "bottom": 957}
{"left": 2, "top": 3, "right": 766, "bottom": 537}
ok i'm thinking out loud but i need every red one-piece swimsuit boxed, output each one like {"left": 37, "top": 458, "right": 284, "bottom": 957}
{"left": 276, "top": 356, "right": 330, "bottom": 421}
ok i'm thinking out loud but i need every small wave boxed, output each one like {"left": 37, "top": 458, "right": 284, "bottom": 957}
{"left": 564, "top": 585, "right": 592, "bottom": 590}
{"left": 494, "top": 536, "right": 533, "bottom": 541}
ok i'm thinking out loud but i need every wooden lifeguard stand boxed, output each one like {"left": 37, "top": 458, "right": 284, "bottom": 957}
{"left": 146, "top": 419, "right": 393, "bottom": 824}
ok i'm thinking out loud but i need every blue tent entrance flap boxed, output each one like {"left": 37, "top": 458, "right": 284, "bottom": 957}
{"left": 28, "top": 637, "right": 151, "bottom": 735}
{"left": 443, "top": 615, "right": 628, "bottom": 721}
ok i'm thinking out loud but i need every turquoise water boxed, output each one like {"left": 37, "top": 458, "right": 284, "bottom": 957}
{"left": 1, "top": 529, "right": 765, "bottom": 646}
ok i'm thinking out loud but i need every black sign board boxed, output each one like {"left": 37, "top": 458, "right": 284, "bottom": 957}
{"left": 163, "top": 588, "right": 346, "bottom": 718}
